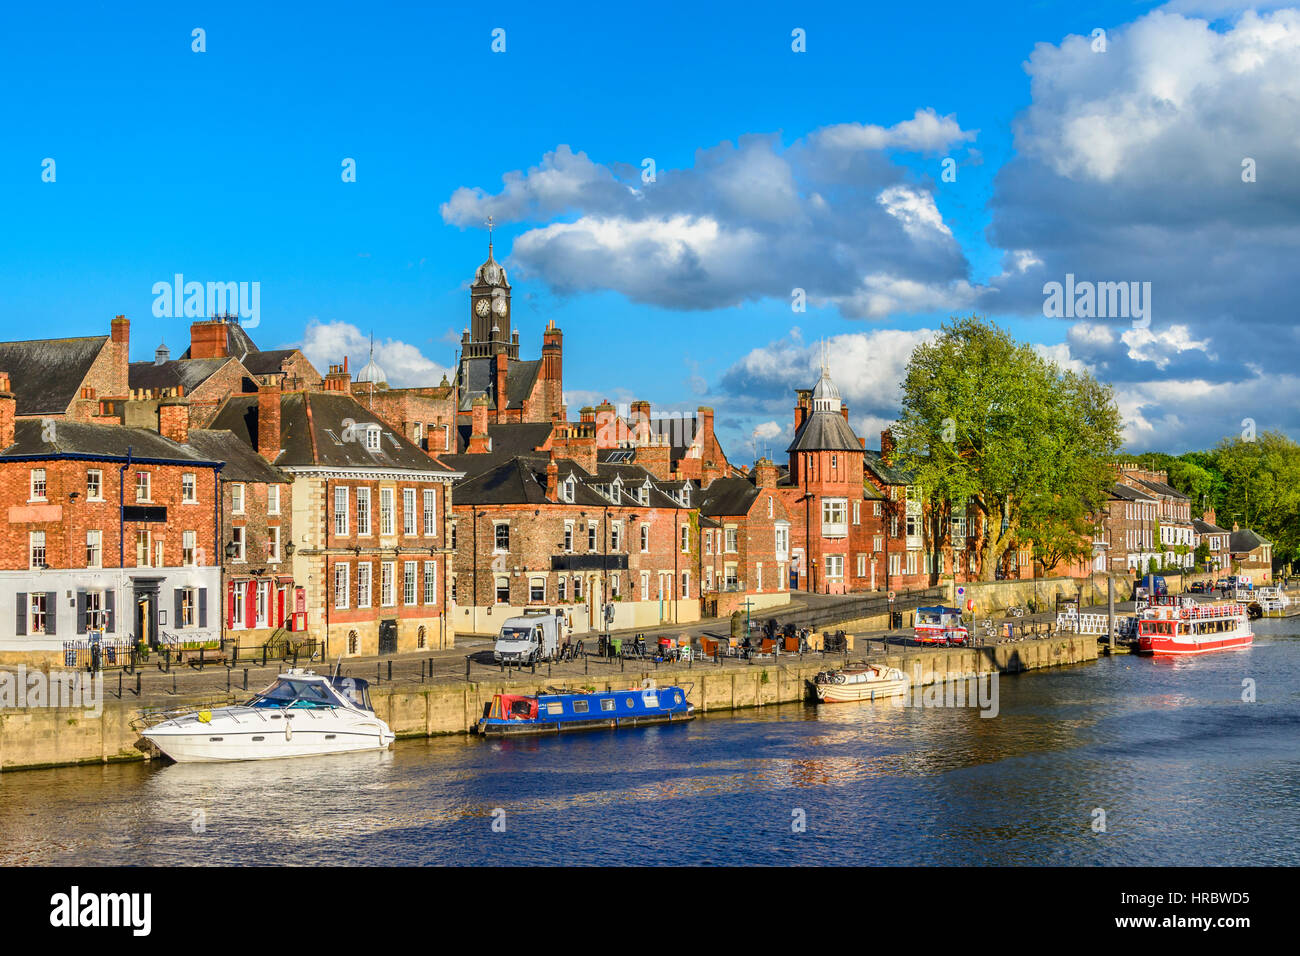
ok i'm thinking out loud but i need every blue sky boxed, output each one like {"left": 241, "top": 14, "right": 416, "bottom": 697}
{"left": 3, "top": 1, "right": 1297, "bottom": 458}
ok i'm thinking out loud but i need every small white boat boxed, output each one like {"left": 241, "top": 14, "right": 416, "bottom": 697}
{"left": 813, "top": 665, "right": 909, "bottom": 703}
{"left": 140, "top": 669, "right": 395, "bottom": 763}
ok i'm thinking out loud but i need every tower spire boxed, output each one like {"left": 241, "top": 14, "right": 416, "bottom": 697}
{"left": 485, "top": 214, "right": 495, "bottom": 258}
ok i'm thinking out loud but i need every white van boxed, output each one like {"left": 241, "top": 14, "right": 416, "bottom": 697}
{"left": 493, "top": 614, "right": 564, "bottom": 665}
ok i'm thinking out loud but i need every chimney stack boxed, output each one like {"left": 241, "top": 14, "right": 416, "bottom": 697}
{"left": 0, "top": 372, "right": 14, "bottom": 449}
{"left": 468, "top": 394, "right": 492, "bottom": 454}
{"left": 545, "top": 450, "right": 559, "bottom": 501}
{"left": 189, "top": 316, "right": 230, "bottom": 360}
{"left": 159, "top": 397, "right": 190, "bottom": 444}
{"left": 880, "top": 428, "right": 896, "bottom": 465}
{"left": 110, "top": 314, "right": 130, "bottom": 346}
{"left": 257, "top": 384, "right": 281, "bottom": 462}
{"left": 754, "top": 457, "right": 777, "bottom": 489}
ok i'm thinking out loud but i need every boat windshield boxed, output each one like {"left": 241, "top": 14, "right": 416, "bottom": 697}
{"left": 248, "top": 678, "right": 342, "bottom": 709}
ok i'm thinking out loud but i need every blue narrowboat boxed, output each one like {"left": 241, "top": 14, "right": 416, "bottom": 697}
{"left": 476, "top": 681, "right": 694, "bottom": 736}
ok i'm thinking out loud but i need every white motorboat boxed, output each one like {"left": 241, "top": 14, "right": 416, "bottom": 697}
{"left": 812, "top": 664, "right": 909, "bottom": 703}
{"left": 140, "top": 669, "right": 395, "bottom": 763}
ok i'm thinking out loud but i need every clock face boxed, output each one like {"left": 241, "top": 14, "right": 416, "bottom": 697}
{"left": 492, "top": 296, "right": 508, "bottom": 316}
{"left": 475, "top": 298, "right": 490, "bottom": 317}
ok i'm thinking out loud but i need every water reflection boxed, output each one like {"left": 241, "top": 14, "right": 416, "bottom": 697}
{"left": 0, "top": 619, "right": 1296, "bottom": 866}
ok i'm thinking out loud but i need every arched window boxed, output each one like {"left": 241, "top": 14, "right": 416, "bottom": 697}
{"left": 348, "top": 630, "right": 359, "bottom": 655}
{"left": 417, "top": 625, "right": 427, "bottom": 649}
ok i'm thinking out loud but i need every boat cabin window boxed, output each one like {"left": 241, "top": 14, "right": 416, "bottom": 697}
{"left": 249, "top": 678, "right": 342, "bottom": 709}
{"left": 331, "top": 677, "right": 373, "bottom": 711}
{"left": 572, "top": 700, "right": 590, "bottom": 714}
{"left": 546, "top": 702, "right": 563, "bottom": 716}
{"left": 509, "top": 699, "right": 533, "bottom": 717}
{"left": 600, "top": 698, "right": 616, "bottom": 711}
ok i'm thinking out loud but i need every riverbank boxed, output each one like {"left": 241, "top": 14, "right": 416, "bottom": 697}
{"left": 0, "top": 632, "right": 1096, "bottom": 773}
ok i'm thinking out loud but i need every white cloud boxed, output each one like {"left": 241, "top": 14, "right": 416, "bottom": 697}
{"left": 813, "top": 108, "right": 978, "bottom": 154}
{"left": 442, "top": 114, "right": 980, "bottom": 317}
{"left": 299, "top": 320, "right": 452, "bottom": 389}
{"left": 1120, "top": 324, "right": 1215, "bottom": 369}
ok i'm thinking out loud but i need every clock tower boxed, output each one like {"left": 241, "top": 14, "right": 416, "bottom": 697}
{"left": 464, "top": 219, "right": 517, "bottom": 361}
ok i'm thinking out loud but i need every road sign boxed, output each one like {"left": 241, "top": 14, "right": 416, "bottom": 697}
{"left": 887, "top": 590, "right": 895, "bottom": 602}
{"left": 957, "top": 586, "right": 965, "bottom": 596}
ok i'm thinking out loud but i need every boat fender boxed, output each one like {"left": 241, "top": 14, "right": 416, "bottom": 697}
{"left": 285, "top": 719, "right": 293, "bottom": 741}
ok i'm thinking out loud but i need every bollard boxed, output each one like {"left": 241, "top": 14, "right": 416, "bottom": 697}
{"left": 388, "top": 660, "right": 392, "bottom": 682}
{"left": 118, "top": 671, "right": 123, "bottom": 699}
{"left": 584, "top": 654, "right": 588, "bottom": 675}
{"left": 262, "top": 646, "right": 268, "bottom": 667}
{"left": 243, "top": 668, "right": 249, "bottom": 691}
{"left": 377, "top": 663, "right": 381, "bottom": 684}
{"left": 171, "top": 672, "right": 177, "bottom": 695}
{"left": 293, "top": 648, "right": 300, "bottom": 668}
{"left": 232, "top": 644, "right": 239, "bottom": 666}
{"left": 135, "top": 672, "right": 141, "bottom": 696}
{"left": 199, "top": 646, "right": 205, "bottom": 671}
{"left": 420, "top": 660, "right": 425, "bottom": 682}
{"left": 226, "top": 668, "right": 231, "bottom": 693}
{"left": 466, "top": 657, "right": 471, "bottom": 681}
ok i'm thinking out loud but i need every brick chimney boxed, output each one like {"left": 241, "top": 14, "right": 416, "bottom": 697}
{"left": 1204, "top": 506, "right": 1217, "bottom": 526}
{"left": 158, "top": 397, "right": 190, "bottom": 444}
{"left": 494, "top": 353, "right": 509, "bottom": 423}
{"left": 841, "top": 402, "right": 850, "bottom": 422}
{"left": 257, "top": 384, "right": 281, "bottom": 462}
{"left": 794, "top": 389, "right": 812, "bottom": 432}
{"left": 324, "top": 360, "right": 352, "bottom": 394}
{"left": 467, "top": 394, "right": 492, "bottom": 454}
{"left": 545, "top": 450, "right": 559, "bottom": 501}
{"left": 696, "top": 406, "right": 715, "bottom": 447}
{"left": 880, "top": 428, "right": 896, "bottom": 465}
{"left": 110, "top": 314, "right": 130, "bottom": 346}
{"left": 189, "top": 317, "right": 229, "bottom": 360}
{"left": 754, "top": 457, "right": 777, "bottom": 489}
{"left": 0, "top": 372, "right": 14, "bottom": 449}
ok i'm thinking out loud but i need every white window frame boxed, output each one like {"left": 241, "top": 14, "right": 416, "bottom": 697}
{"left": 30, "top": 468, "right": 47, "bottom": 501}
{"left": 86, "top": 469, "right": 103, "bottom": 501}
{"left": 231, "top": 482, "right": 245, "bottom": 514}
{"left": 334, "top": 487, "right": 349, "bottom": 536}
{"left": 182, "top": 472, "right": 197, "bottom": 503}
{"left": 335, "top": 562, "right": 350, "bottom": 609}
{"left": 380, "top": 487, "right": 395, "bottom": 536}
{"left": 357, "top": 563, "right": 372, "bottom": 608}
{"left": 356, "top": 487, "right": 371, "bottom": 536}
{"left": 403, "top": 488, "right": 417, "bottom": 536}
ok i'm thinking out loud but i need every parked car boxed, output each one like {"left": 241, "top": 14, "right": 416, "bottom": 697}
{"left": 1188, "top": 581, "right": 1209, "bottom": 593}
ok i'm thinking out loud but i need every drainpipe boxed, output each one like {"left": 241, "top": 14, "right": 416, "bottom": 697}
{"left": 119, "top": 447, "right": 132, "bottom": 640}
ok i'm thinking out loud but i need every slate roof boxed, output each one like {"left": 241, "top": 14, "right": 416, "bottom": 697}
{"left": 862, "top": 448, "right": 914, "bottom": 485}
{"left": 452, "top": 454, "right": 686, "bottom": 510}
{"left": 1110, "top": 483, "right": 1158, "bottom": 502}
{"left": 240, "top": 348, "right": 301, "bottom": 376}
{"left": 787, "top": 410, "right": 862, "bottom": 454}
{"left": 208, "top": 393, "right": 458, "bottom": 474}
{"left": 698, "top": 476, "right": 759, "bottom": 518}
{"left": 128, "top": 357, "right": 240, "bottom": 394}
{"left": 0, "top": 335, "right": 109, "bottom": 416}
{"left": 1192, "top": 518, "right": 1229, "bottom": 536}
{"left": 1230, "top": 528, "right": 1271, "bottom": 553}
{"left": 458, "top": 357, "right": 544, "bottom": 411}
{"left": 185, "top": 429, "right": 290, "bottom": 483}
{"left": 1135, "top": 477, "right": 1190, "bottom": 500}
{"left": 452, "top": 421, "right": 554, "bottom": 458}
{"left": 0, "top": 419, "right": 221, "bottom": 465}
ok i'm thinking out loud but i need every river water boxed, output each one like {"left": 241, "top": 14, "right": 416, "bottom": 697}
{"left": 2, "top": 619, "right": 1296, "bottom": 866}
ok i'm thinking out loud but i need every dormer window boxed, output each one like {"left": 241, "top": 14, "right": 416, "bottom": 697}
{"left": 680, "top": 487, "right": 691, "bottom": 507}
{"left": 365, "top": 426, "right": 382, "bottom": 451}
{"left": 562, "top": 477, "right": 575, "bottom": 503}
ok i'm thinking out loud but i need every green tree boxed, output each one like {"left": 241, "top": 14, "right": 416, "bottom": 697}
{"left": 894, "top": 316, "right": 1123, "bottom": 581}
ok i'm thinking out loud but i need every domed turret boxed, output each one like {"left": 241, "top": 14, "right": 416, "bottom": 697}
{"left": 355, "top": 334, "right": 387, "bottom": 387}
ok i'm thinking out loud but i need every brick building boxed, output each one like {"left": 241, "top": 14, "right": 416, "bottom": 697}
{"left": 1117, "top": 464, "right": 1196, "bottom": 571}
{"left": 208, "top": 389, "right": 461, "bottom": 657}
{"left": 697, "top": 460, "right": 793, "bottom": 617}
{"left": 444, "top": 438, "right": 699, "bottom": 635}
{"left": 1192, "top": 508, "right": 1232, "bottom": 573}
{"left": 771, "top": 367, "right": 879, "bottom": 594}
{"left": 0, "top": 315, "right": 131, "bottom": 425}
{"left": 0, "top": 374, "right": 222, "bottom": 664}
